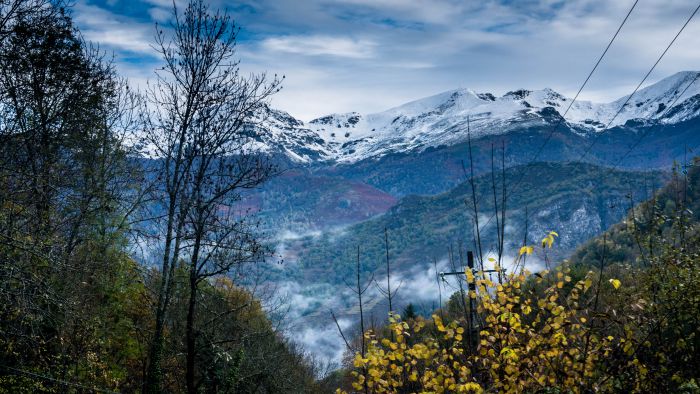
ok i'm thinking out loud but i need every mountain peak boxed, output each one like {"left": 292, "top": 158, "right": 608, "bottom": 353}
{"left": 629, "top": 70, "right": 700, "bottom": 103}
{"left": 253, "top": 71, "right": 700, "bottom": 164}
{"left": 309, "top": 112, "right": 361, "bottom": 127}
{"left": 503, "top": 89, "right": 532, "bottom": 99}
{"left": 590, "top": 70, "right": 700, "bottom": 127}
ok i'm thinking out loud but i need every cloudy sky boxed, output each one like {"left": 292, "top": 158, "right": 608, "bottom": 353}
{"left": 72, "top": 0, "right": 700, "bottom": 121}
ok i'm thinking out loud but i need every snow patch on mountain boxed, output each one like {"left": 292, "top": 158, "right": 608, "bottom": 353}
{"left": 254, "top": 71, "right": 700, "bottom": 164}
{"left": 565, "top": 71, "right": 700, "bottom": 127}
{"left": 244, "top": 105, "right": 334, "bottom": 163}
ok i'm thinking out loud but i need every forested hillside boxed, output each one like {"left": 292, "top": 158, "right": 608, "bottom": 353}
{"left": 0, "top": 1, "right": 319, "bottom": 392}
{"left": 2, "top": 0, "right": 700, "bottom": 393}
{"left": 274, "top": 162, "right": 667, "bottom": 286}
{"left": 570, "top": 157, "right": 700, "bottom": 267}
{"left": 329, "top": 159, "right": 700, "bottom": 393}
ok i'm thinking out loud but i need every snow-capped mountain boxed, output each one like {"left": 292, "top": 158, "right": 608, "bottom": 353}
{"left": 256, "top": 71, "right": 700, "bottom": 164}
{"left": 244, "top": 105, "right": 333, "bottom": 163}
{"left": 564, "top": 71, "right": 700, "bottom": 127}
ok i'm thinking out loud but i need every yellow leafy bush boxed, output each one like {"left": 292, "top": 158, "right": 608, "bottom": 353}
{"left": 340, "top": 241, "right": 651, "bottom": 393}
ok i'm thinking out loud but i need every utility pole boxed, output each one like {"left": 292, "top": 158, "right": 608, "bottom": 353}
{"left": 385, "top": 228, "right": 393, "bottom": 314}
{"left": 439, "top": 250, "right": 504, "bottom": 352}
{"left": 467, "top": 251, "right": 477, "bottom": 342}
{"left": 433, "top": 258, "right": 444, "bottom": 320}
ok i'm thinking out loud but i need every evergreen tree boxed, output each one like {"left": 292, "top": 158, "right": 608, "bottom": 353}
{"left": 403, "top": 303, "right": 417, "bottom": 320}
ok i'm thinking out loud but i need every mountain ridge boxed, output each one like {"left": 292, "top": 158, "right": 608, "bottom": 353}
{"left": 254, "top": 71, "right": 700, "bottom": 165}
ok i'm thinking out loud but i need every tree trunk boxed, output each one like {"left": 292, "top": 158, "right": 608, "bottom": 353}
{"left": 186, "top": 223, "right": 204, "bottom": 394}
{"left": 144, "top": 190, "right": 180, "bottom": 393}
{"left": 186, "top": 272, "right": 197, "bottom": 394}
{"left": 144, "top": 313, "right": 165, "bottom": 394}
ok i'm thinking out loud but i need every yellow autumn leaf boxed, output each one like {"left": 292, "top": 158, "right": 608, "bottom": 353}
{"left": 465, "top": 269, "right": 475, "bottom": 283}
{"left": 519, "top": 245, "right": 533, "bottom": 256}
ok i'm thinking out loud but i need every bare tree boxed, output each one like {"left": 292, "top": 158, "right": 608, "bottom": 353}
{"left": 375, "top": 227, "right": 402, "bottom": 318}
{"left": 0, "top": 0, "right": 53, "bottom": 40}
{"left": 141, "top": 1, "right": 281, "bottom": 392}
{"left": 383, "top": 228, "right": 393, "bottom": 313}
{"left": 332, "top": 246, "right": 374, "bottom": 393}
{"left": 464, "top": 117, "right": 484, "bottom": 271}
{"left": 490, "top": 141, "right": 507, "bottom": 282}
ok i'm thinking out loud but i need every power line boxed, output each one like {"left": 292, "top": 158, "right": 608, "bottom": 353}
{"left": 565, "top": 4, "right": 700, "bottom": 228}
{"left": 512, "top": 4, "right": 700, "bottom": 246}
{"left": 475, "top": 1, "right": 700, "bottom": 246}
{"left": 491, "top": 0, "right": 640, "bottom": 204}
{"left": 578, "top": 2, "right": 700, "bottom": 162}
{"left": 609, "top": 71, "right": 700, "bottom": 170}
{"left": 469, "top": 0, "right": 639, "bottom": 232}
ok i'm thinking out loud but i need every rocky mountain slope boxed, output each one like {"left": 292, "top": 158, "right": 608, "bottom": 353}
{"left": 266, "top": 162, "right": 668, "bottom": 286}
{"left": 247, "top": 71, "right": 700, "bottom": 236}
{"left": 255, "top": 71, "right": 700, "bottom": 165}
{"left": 569, "top": 157, "right": 700, "bottom": 268}
{"left": 256, "top": 163, "right": 669, "bottom": 339}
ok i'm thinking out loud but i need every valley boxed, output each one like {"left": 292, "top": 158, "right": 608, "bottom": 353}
{"left": 234, "top": 71, "right": 700, "bottom": 364}
{"left": 4, "top": 1, "right": 700, "bottom": 391}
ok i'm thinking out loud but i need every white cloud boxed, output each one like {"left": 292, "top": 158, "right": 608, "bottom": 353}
{"left": 242, "top": 0, "right": 700, "bottom": 120}
{"left": 72, "top": 0, "right": 700, "bottom": 121}
{"left": 262, "top": 279, "right": 356, "bottom": 365}
{"left": 296, "top": 316, "right": 352, "bottom": 366}
{"left": 332, "top": 0, "right": 466, "bottom": 25}
{"left": 74, "top": 1, "right": 155, "bottom": 55}
{"left": 261, "top": 35, "right": 377, "bottom": 59}
{"left": 81, "top": 28, "right": 153, "bottom": 54}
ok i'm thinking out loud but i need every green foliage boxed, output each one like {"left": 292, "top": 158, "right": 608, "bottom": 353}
{"left": 402, "top": 303, "right": 417, "bottom": 320}
{"left": 336, "top": 159, "right": 700, "bottom": 393}
{"left": 0, "top": 2, "right": 319, "bottom": 392}
{"left": 158, "top": 275, "right": 321, "bottom": 393}
{"left": 275, "top": 162, "right": 667, "bottom": 288}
